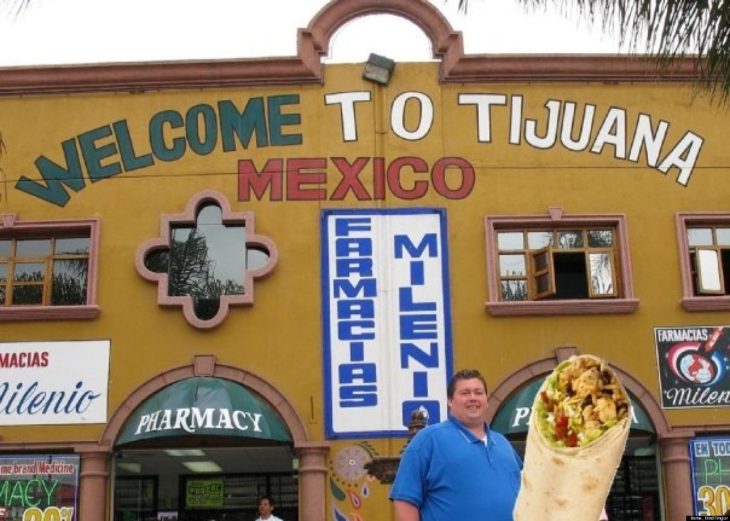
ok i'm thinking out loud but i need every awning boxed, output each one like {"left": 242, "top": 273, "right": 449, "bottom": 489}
{"left": 491, "top": 377, "right": 655, "bottom": 436}
{"left": 116, "top": 377, "right": 291, "bottom": 445}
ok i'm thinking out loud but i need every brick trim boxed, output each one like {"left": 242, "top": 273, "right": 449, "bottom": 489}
{"left": 0, "top": 0, "right": 702, "bottom": 96}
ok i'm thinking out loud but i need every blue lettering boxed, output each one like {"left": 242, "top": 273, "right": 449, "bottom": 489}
{"left": 114, "top": 120, "right": 154, "bottom": 171}
{"left": 400, "top": 342, "right": 439, "bottom": 368}
{"left": 338, "top": 320, "right": 375, "bottom": 340}
{"left": 336, "top": 257, "right": 373, "bottom": 277}
{"left": 335, "top": 217, "right": 372, "bottom": 236}
{"left": 335, "top": 237, "right": 372, "bottom": 257}
{"left": 78, "top": 125, "right": 121, "bottom": 181}
{"left": 337, "top": 299, "right": 375, "bottom": 320}
{"left": 394, "top": 233, "right": 438, "bottom": 259}
{"left": 15, "top": 139, "right": 86, "bottom": 207}
{"left": 149, "top": 110, "right": 185, "bottom": 161}
{"left": 186, "top": 104, "right": 218, "bottom": 155}
{"left": 268, "top": 94, "right": 302, "bottom": 146}
{"left": 339, "top": 385, "right": 378, "bottom": 407}
{"left": 332, "top": 279, "right": 377, "bottom": 298}
{"left": 399, "top": 287, "right": 436, "bottom": 311}
{"left": 400, "top": 314, "right": 438, "bottom": 339}
{"left": 219, "top": 98, "right": 269, "bottom": 151}
{"left": 339, "top": 363, "right": 377, "bottom": 384}
{"left": 0, "top": 380, "right": 101, "bottom": 417}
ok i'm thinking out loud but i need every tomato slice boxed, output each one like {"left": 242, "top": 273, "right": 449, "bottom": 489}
{"left": 566, "top": 431, "right": 578, "bottom": 447}
{"left": 554, "top": 412, "right": 568, "bottom": 439}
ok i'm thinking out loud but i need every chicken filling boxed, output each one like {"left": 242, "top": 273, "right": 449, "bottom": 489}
{"left": 535, "top": 357, "right": 630, "bottom": 447}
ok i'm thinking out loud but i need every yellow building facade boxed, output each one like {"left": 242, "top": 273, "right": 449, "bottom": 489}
{"left": 0, "top": 1, "right": 728, "bottom": 520}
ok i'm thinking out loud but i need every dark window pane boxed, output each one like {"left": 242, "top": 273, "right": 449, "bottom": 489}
{"left": 144, "top": 249, "right": 170, "bottom": 273}
{"left": 12, "top": 285, "right": 43, "bottom": 304}
{"left": 554, "top": 252, "right": 589, "bottom": 298}
{"left": 557, "top": 231, "right": 583, "bottom": 249}
{"left": 533, "top": 251, "right": 549, "bottom": 271}
{"left": 52, "top": 259, "right": 88, "bottom": 305}
{"left": 537, "top": 274, "right": 550, "bottom": 293}
{"left": 501, "top": 280, "right": 528, "bottom": 301}
{"left": 55, "top": 237, "right": 90, "bottom": 255}
{"left": 14, "top": 262, "right": 44, "bottom": 282}
{"left": 587, "top": 229, "right": 614, "bottom": 247}
{"left": 0, "top": 285, "right": 5, "bottom": 304}
{"left": 194, "top": 298, "right": 220, "bottom": 321}
{"left": 16, "top": 239, "right": 51, "bottom": 257}
{"left": 0, "top": 240, "right": 10, "bottom": 258}
{"left": 0, "top": 263, "right": 6, "bottom": 283}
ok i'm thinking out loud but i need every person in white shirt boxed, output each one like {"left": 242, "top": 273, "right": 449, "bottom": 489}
{"left": 254, "top": 495, "right": 283, "bottom": 521}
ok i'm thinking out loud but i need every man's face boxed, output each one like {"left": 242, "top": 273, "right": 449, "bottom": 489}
{"left": 448, "top": 377, "right": 488, "bottom": 428}
{"left": 258, "top": 499, "right": 273, "bottom": 518}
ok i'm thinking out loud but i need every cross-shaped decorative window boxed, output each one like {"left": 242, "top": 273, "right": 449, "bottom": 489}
{"left": 135, "top": 191, "right": 277, "bottom": 328}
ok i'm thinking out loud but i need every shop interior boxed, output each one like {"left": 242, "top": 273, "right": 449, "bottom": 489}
{"left": 113, "top": 440, "right": 297, "bottom": 521}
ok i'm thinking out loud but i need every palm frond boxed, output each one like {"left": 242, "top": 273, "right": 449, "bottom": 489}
{"left": 453, "top": 0, "right": 730, "bottom": 100}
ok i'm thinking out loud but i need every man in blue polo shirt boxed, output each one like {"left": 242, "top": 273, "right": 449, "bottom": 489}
{"left": 390, "top": 369, "right": 522, "bottom": 520}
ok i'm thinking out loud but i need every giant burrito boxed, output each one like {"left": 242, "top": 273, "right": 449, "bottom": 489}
{"left": 513, "top": 355, "right": 630, "bottom": 521}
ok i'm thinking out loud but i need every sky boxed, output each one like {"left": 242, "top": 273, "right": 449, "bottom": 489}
{"left": 0, "top": 0, "right": 631, "bottom": 67}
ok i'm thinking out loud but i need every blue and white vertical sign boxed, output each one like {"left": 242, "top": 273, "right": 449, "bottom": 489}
{"left": 321, "top": 208, "right": 453, "bottom": 439}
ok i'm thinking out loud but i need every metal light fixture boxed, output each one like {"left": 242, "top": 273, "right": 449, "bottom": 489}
{"left": 362, "top": 53, "right": 395, "bottom": 85}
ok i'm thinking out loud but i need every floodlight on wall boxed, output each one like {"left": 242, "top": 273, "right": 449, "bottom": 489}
{"left": 363, "top": 53, "right": 395, "bottom": 85}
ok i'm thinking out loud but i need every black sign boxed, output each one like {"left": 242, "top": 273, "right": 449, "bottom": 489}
{"left": 654, "top": 326, "right": 730, "bottom": 409}
{"left": 690, "top": 437, "right": 730, "bottom": 516}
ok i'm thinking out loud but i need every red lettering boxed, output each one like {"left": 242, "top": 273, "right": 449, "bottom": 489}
{"left": 287, "top": 158, "right": 327, "bottom": 200}
{"left": 387, "top": 156, "right": 429, "bottom": 199}
{"left": 330, "top": 157, "right": 371, "bottom": 200}
{"left": 238, "top": 158, "right": 283, "bottom": 201}
{"left": 431, "top": 157, "right": 475, "bottom": 199}
{"left": 236, "top": 156, "right": 475, "bottom": 202}
{"left": 373, "top": 157, "right": 386, "bottom": 200}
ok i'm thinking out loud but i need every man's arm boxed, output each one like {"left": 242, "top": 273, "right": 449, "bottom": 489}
{"left": 393, "top": 499, "right": 420, "bottom": 521}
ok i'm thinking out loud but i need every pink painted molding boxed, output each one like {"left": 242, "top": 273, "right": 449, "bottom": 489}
{"left": 135, "top": 190, "right": 278, "bottom": 329}
{"left": 484, "top": 208, "right": 639, "bottom": 316}
{"left": 0, "top": 214, "right": 101, "bottom": 321}
{"left": 675, "top": 212, "right": 730, "bottom": 311}
{"left": 0, "top": 0, "right": 702, "bottom": 96}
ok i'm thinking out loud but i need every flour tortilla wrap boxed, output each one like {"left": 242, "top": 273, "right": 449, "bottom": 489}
{"left": 513, "top": 355, "right": 630, "bottom": 521}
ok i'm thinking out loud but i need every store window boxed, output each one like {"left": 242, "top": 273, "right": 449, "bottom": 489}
{"left": 485, "top": 208, "right": 638, "bottom": 315}
{"left": 677, "top": 213, "right": 730, "bottom": 311}
{"left": 113, "top": 377, "right": 297, "bottom": 521}
{"left": 0, "top": 214, "right": 100, "bottom": 321}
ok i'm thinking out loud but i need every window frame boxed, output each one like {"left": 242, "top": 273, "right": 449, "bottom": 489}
{"left": 676, "top": 212, "right": 730, "bottom": 311}
{"left": 0, "top": 214, "right": 100, "bottom": 321}
{"left": 485, "top": 208, "right": 638, "bottom": 316}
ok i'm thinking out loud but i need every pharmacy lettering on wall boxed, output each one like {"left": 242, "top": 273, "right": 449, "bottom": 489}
{"left": 0, "top": 341, "right": 110, "bottom": 425}
{"left": 321, "top": 208, "right": 453, "bottom": 438}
